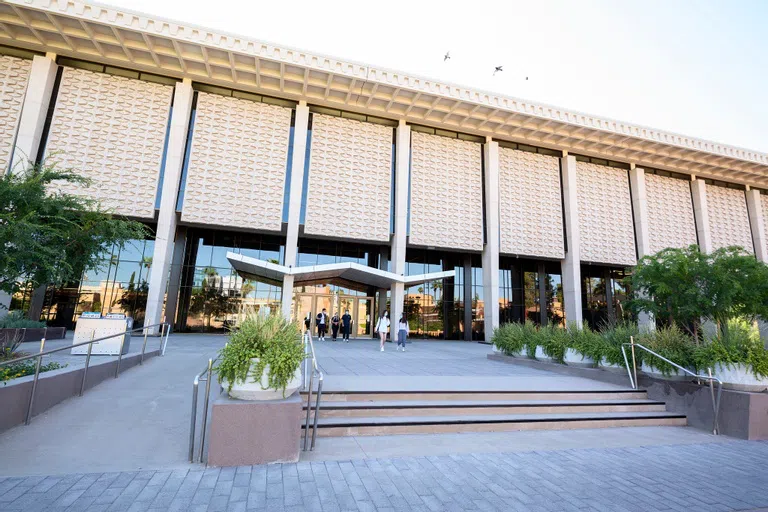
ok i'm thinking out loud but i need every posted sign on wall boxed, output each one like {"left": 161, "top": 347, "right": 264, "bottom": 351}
{"left": 71, "top": 317, "right": 133, "bottom": 356}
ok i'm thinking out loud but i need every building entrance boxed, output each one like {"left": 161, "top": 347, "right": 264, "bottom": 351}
{"left": 293, "top": 293, "right": 373, "bottom": 338}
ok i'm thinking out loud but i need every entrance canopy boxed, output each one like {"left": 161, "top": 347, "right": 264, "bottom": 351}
{"left": 227, "top": 252, "right": 454, "bottom": 290}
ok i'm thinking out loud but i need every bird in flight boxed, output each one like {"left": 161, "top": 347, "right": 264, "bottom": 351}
{"left": 444, "top": 51, "right": 450, "bottom": 62}
{"left": 493, "top": 66, "right": 503, "bottom": 76}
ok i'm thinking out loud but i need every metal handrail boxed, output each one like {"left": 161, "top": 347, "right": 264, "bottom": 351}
{"left": 621, "top": 336, "right": 722, "bottom": 435}
{"left": 303, "top": 329, "right": 324, "bottom": 451}
{"left": 189, "top": 354, "right": 221, "bottom": 463}
{"left": 1, "top": 321, "right": 170, "bottom": 425}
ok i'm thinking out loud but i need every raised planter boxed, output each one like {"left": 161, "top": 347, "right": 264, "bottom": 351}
{"left": 534, "top": 346, "right": 551, "bottom": 362}
{"left": 641, "top": 362, "right": 690, "bottom": 381}
{"left": 222, "top": 359, "right": 302, "bottom": 401}
{"left": 564, "top": 348, "right": 595, "bottom": 367}
{"left": 598, "top": 358, "right": 626, "bottom": 373}
{"left": 711, "top": 363, "right": 768, "bottom": 393}
{"left": 0, "top": 327, "right": 66, "bottom": 343}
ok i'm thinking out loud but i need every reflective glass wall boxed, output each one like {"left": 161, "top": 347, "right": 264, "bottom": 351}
{"left": 581, "top": 265, "right": 632, "bottom": 329}
{"left": 499, "top": 258, "right": 564, "bottom": 328}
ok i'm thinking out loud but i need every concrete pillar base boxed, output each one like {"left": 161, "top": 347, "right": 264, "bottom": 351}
{"left": 207, "top": 391, "right": 303, "bottom": 467}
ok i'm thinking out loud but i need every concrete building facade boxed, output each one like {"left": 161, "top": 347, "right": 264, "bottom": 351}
{"left": 1, "top": 0, "right": 767, "bottom": 341}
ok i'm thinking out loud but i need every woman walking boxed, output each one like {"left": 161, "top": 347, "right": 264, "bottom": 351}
{"left": 331, "top": 312, "right": 340, "bottom": 341}
{"left": 396, "top": 313, "right": 409, "bottom": 352}
{"left": 375, "top": 311, "right": 390, "bottom": 352}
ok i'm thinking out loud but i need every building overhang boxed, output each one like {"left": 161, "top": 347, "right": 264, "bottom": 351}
{"left": 2, "top": 0, "right": 767, "bottom": 187}
{"left": 227, "top": 253, "right": 454, "bottom": 290}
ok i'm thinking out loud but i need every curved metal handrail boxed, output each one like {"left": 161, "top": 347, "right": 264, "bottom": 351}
{"left": 189, "top": 354, "right": 220, "bottom": 463}
{"left": 303, "top": 329, "right": 324, "bottom": 451}
{"left": 621, "top": 337, "right": 722, "bottom": 435}
{"left": 1, "top": 321, "right": 170, "bottom": 426}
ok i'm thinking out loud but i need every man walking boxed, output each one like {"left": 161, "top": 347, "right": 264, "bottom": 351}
{"left": 341, "top": 309, "right": 353, "bottom": 342}
{"left": 316, "top": 308, "right": 329, "bottom": 341}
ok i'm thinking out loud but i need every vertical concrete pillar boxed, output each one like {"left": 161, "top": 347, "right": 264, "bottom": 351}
{"left": 145, "top": 80, "right": 194, "bottom": 334}
{"left": 482, "top": 138, "right": 500, "bottom": 343}
{"left": 629, "top": 166, "right": 654, "bottom": 332}
{"left": 691, "top": 177, "right": 712, "bottom": 253}
{"left": 560, "top": 153, "right": 583, "bottom": 329}
{"left": 281, "top": 101, "right": 310, "bottom": 319}
{"left": 746, "top": 189, "right": 767, "bottom": 262}
{"left": 463, "top": 256, "right": 473, "bottom": 341}
{"left": 11, "top": 53, "right": 58, "bottom": 172}
{"left": 390, "top": 120, "right": 410, "bottom": 342}
{"left": 162, "top": 226, "right": 187, "bottom": 329}
{"left": 0, "top": 292, "right": 10, "bottom": 320}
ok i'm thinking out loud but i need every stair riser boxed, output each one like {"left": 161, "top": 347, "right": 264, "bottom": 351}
{"left": 311, "top": 404, "right": 667, "bottom": 418}
{"left": 313, "top": 392, "right": 648, "bottom": 402}
{"left": 313, "top": 417, "right": 687, "bottom": 437}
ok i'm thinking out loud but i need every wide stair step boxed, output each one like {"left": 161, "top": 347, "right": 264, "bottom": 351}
{"left": 300, "top": 389, "right": 686, "bottom": 437}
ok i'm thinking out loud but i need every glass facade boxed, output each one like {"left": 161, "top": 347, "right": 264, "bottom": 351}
{"left": 175, "top": 229, "right": 285, "bottom": 332}
{"left": 499, "top": 258, "right": 564, "bottom": 328}
{"left": 581, "top": 265, "right": 632, "bottom": 329}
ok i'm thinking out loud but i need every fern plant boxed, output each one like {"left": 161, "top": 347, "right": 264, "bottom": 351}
{"left": 215, "top": 314, "right": 305, "bottom": 397}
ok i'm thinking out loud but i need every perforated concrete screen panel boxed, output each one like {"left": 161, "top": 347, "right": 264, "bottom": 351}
{"left": 763, "top": 194, "right": 768, "bottom": 258}
{"left": 44, "top": 67, "right": 172, "bottom": 219}
{"left": 181, "top": 92, "right": 291, "bottom": 231}
{"left": 0, "top": 55, "right": 31, "bottom": 172}
{"left": 645, "top": 173, "right": 698, "bottom": 254}
{"left": 409, "top": 132, "right": 483, "bottom": 251}
{"left": 304, "top": 114, "right": 393, "bottom": 243}
{"left": 498, "top": 147, "right": 564, "bottom": 259}
{"left": 707, "top": 184, "right": 753, "bottom": 253}
{"left": 576, "top": 161, "right": 636, "bottom": 266}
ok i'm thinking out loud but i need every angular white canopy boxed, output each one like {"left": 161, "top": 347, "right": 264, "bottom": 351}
{"left": 227, "top": 252, "right": 454, "bottom": 290}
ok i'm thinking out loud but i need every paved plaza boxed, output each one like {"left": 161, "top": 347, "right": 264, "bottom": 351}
{"left": 1, "top": 335, "right": 768, "bottom": 511}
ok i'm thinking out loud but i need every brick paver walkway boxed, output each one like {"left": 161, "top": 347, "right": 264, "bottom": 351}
{"left": 2, "top": 440, "right": 767, "bottom": 512}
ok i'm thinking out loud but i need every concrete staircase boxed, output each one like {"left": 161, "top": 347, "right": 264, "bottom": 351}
{"left": 301, "top": 389, "right": 686, "bottom": 437}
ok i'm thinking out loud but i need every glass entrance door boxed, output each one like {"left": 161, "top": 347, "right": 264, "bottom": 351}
{"left": 356, "top": 298, "right": 373, "bottom": 336}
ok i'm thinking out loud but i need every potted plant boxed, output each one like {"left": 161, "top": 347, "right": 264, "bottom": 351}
{"left": 597, "top": 322, "right": 639, "bottom": 372}
{"left": 566, "top": 324, "right": 600, "bottom": 368}
{"left": 695, "top": 319, "right": 768, "bottom": 392}
{"left": 492, "top": 323, "right": 526, "bottom": 357}
{"left": 216, "top": 313, "right": 305, "bottom": 400}
{"left": 539, "top": 324, "right": 568, "bottom": 364}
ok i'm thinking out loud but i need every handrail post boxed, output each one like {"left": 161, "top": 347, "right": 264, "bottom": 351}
{"left": 115, "top": 331, "right": 126, "bottom": 378}
{"left": 708, "top": 367, "right": 719, "bottom": 435}
{"left": 189, "top": 376, "right": 199, "bottom": 462}
{"left": 80, "top": 332, "right": 95, "bottom": 397}
{"left": 311, "top": 374, "right": 323, "bottom": 450}
{"left": 630, "top": 336, "right": 639, "bottom": 389}
{"left": 199, "top": 358, "right": 213, "bottom": 463}
{"left": 303, "top": 370, "right": 314, "bottom": 451}
{"left": 621, "top": 345, "right": 635, "bottom": 389}
{"left": 25, "top": 338, "right": 46, "bottom": 425}
{"left": 140, "top": 327, "right": 149, "bottom": 365}
{"left": 162, "top": 322, "right": 171, "bottom": 356}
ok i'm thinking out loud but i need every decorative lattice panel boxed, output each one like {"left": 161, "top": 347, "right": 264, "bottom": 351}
{"left": 763, "top": 194, "right": 768, "bottom": 258}
{"left": 498, "top": 148, "right": 564, "bottom": 258}
{"left": 45, "top": 67, "right": 172, "bottom": 219}
{"left": 0, "top": 56, "right": 31, "bottom": 172}
{"left": 645, "top": 173, "right": 697, "bottom": 254}
{"left": 706, "top": 184, "right": 753, "bottom": 253}
{"left": 181, "top": 92, "right": 291, "bottom": 231}
{"left": 409, "top": 132, "right": 483, "bottom": 251}
{"left": 304, "top": 114, "right": 393, "bottom": 242}
{"left": 576, "top": 161, "right": 636, "bottom": 266}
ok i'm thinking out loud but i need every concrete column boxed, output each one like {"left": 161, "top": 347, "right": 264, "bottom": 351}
{"left": 162, "top": 226, "right": 187, "bottom": 329}
{"left": 463, "top": 256, "right": 472, "bottom": 341}
{"left": 691, "top": 177, "right": 712, "bottom": 253}
{"left": 11, "top": 53, "right": 58, "bottom": 172}
{"left": 145, "top": 80, "right": 194, "bottom": 334}
{"left": 482, "top": 138, "right": 500, "bottom": 342}
{"left": 0, "top": 292, "right": 11, "bottom": 320}
{"left": 390, "top": 120, "right": 410, "bottom": 342}
{"left": 281, "top": 101, "right": 310, "bottom": 319}
{"left": 560, "top": 153, "right": 583, "bottom": 329}
{"left": 746, "top": 189, "right": 767, "bottom": 262}
{"left": 629, "top": 166, "right": 654, "bottom": 331}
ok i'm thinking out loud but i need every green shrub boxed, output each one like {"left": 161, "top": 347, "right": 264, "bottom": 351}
{"left": 492, "top": 323, "right": 527, "bottom": 356}
{"left": 695, "top": 318, "right": 768, "bottom": 379}
{"left": 638, "top": 325, "right": 695, "bottom": 376}
{"left": 570, "top": 324, "right": 604, "bottom": 363}
{"left": 0, "top": 311, "right": 45, "bottom": 329}
{"left": 1, "top": 360, "right": 65, "bottom": 383}
{"left": 540, "top": 324, "right": 568, "bottom": 363}
{"left": 599, "top": 322, "right": 641, "bottom": 367}
{"left": 523, "top": 322, "right": 538, "bottom": 358}
{"left": 215, "top": 314, "right": 305, "bottom": 397}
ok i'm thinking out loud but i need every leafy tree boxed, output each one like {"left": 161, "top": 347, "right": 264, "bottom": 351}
{"left": 629, "top": 245, "right": 768, "bottom": 341}
{"left": 0, "top": 162, "right": 149, "bottom": 306}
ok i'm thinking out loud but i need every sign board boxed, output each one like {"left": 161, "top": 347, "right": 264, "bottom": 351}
{"left": 72, "top": 317, "right": 132, "bottom": 355}
{"left": 80, "top": 312, "right": 101, "bottom": 318}
{"left": 105, "top": 313, "right": 126, "bottom": 319}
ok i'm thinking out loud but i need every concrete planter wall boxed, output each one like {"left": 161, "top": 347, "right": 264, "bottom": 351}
{"left": 641, "top": 362, "right": 690, "bottom": 381}
{"left": 534, "top": 346, "right": 551, "bottom": 361}
{"left": 598, "top": 358, "right": 625, "bottom": 373}
{"left": 222, "top": 359, "right": 302, "bottom": 401}
{"left": 712, "top": 363, "right": 768, "bottom": 392}
{"left": 0, "top": 327, "right": 66, "bottom": 343}
{"left": 564, "top": 348, "right": 595, "bottom": 367}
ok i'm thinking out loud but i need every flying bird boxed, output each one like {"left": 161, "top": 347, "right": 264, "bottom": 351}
{"left": 493, "top": 66, "right": 503, "bottom": 76}
{"left": 444, "top": 51, "right": 450, "bottom": 62}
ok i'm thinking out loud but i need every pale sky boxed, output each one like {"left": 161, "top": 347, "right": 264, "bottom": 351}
{"left": 109, "top": 0, "right": 768, "bottom": 153}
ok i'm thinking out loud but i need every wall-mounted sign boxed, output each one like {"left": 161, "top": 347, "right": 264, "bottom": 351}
{"left": 80, "top": 312, "right": 101, "bottom": 318}
{"left": 105, "top": 313, "right": 126, "bottom": 319}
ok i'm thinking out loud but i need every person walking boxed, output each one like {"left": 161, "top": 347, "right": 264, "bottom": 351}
{"left": 331, "top": 312, "right": 340, "bottom": 341}
{"left": 375, "top": 311, "right": 390, "bottom": 352}
{"left": 396, "top": 313, "right": 409, "bottom": 352}
{"left": 341, "top": 309, "right": 352, "bottom": 342}
{"left": 316, "top": 308, "right": 328, "bottom": 341}
{"left": 304, "top": 312, "right": 312, "bottom": 336}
